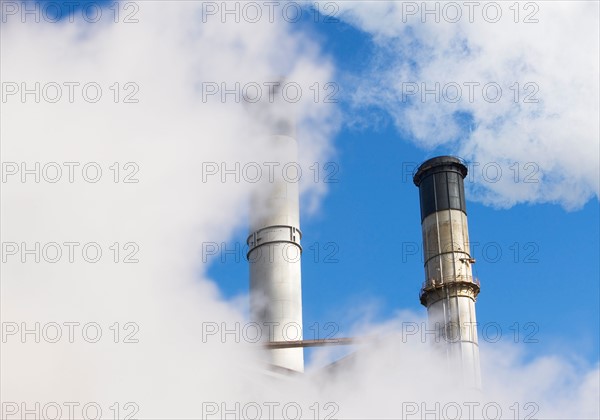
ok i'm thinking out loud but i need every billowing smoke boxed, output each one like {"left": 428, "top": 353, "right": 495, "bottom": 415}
{"left": 1, "top": 1, "right": 598, "bottom": 419}
{"left": 335, "top": 1, "right": 599, "bottom": 209}
{"left": 1, "top": 1, "right": 337, "bottom": 417}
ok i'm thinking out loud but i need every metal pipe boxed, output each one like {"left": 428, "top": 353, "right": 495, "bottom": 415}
{"left": 414, "top": 156, "right": 482, "bottom": 390}
{"left": 247, "top": 92, "right": 304, "bottom": 372}
{"left": 264, "top": 338, "right": 358, "bottom": 349}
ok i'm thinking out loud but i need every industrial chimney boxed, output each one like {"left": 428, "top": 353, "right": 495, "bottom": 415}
{"left": 413, "top": 156, "right": 481, "bottom": 390}
{"left": 246, "top": 88, "right": 304, "bottom": 372}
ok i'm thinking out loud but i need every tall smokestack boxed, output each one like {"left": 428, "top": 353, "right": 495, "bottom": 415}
{"left": 246, "top": 86, "right": 304, "bottom": 372}
{"left": 413, "top": 156, "right": 481, "bottom": 390}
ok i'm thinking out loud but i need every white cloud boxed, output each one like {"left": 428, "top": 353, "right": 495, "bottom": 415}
{"left": 337, "top": 1, "right": 599, "bottom": 209}
{"left": 0, "top": 2, "right": 338, "bottom": 416}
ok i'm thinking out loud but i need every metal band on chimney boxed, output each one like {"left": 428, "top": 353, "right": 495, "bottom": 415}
{"left": 246, "top": 225, "right": 302, "bottom": 259}
{"left": 419, "top": 278, "right": 481, "bottom": 306}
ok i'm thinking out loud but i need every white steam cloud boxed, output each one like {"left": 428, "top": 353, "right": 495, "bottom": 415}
{"left": 1, "top": 1, "right": 598, "bottom": 419}
{"left": 336, "top": 1, "right": 599, "bottom": 209}
{"left": 1, "top": 1, "right": 337, "bottom": 416}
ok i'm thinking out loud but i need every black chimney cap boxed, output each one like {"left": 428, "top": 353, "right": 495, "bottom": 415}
{"left": 413, "top": 156, "right": 468, "bottom": 186}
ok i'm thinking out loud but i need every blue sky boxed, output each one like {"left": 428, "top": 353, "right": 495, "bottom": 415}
{"left": 208, "top": 10, "right": 600, "bottom": 365}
